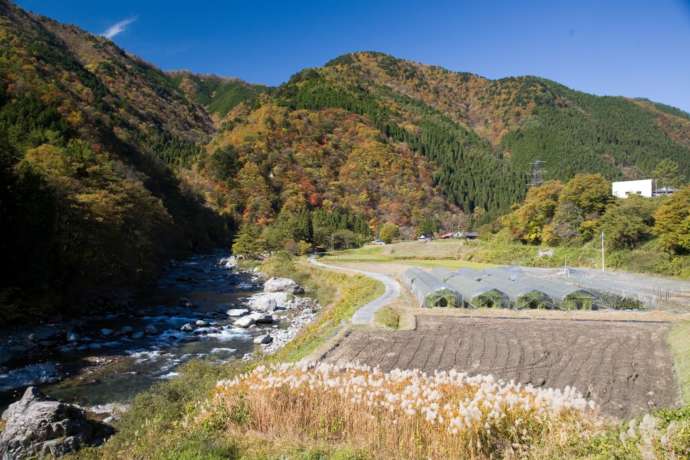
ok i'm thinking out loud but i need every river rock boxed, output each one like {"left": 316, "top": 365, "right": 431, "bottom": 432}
{"left": 247, "top": 292, "right": 289, "bottom": 312}
{"left": 180, "top": 323, "right": 194, "bottom": 332}
{"left": 195, "top": 320, "right": 209, "bottom": 327}
{"left": 0, "top": 387, "right": 114, "bottom": 458}
{"left": 249, "top": 312, "right": 274, "bottom": 325}
{"left": 226, "top": 308, "right": 249, "bottom": 317}
{"left": 253, "top": 334, "right": 273, "bottom": 345}
{"left": 66, "top": 331, "right": 79, "bottom": 343}
{"left": 233, "top": 316, "right": 255, "bottom": 328}
{"left": 263, "top": 277, "right": 302, "bottom": 294}
{"left": 220, "top": 256, "right": 237, "bottom": 269}
{"left": 118, "top": 326, "right": 134, "bottom": 336}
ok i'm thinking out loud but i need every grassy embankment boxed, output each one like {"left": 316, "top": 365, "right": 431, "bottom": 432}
{"left": 71, "top": 253, "right": 382, "bottom": 459}
{"left": 669, "top": 321, "right": 690, "bottom": 405}
{"left": 325, "top": 238, "right": 690, "bottom": 278}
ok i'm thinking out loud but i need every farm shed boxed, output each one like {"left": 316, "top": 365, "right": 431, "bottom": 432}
{"left": 402, "top": 268, "right": 461, "bottom": 308}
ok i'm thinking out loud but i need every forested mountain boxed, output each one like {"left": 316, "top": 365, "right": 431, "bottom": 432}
{"left": 2, "top": 0, "right": 689, "bottom": 322}
{"left": 0, "top": 0, "right": 229, "bottom": 322}
{"left": 168, "top": 71, "right": 269, "bottom": 119}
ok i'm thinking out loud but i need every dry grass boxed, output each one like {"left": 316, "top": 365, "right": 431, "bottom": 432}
{"left": 413, "top": 306, "right": 689, "bottom": 323}
{"left": 374, "top": 306, "right": 400, "bottom": 329}
{"left": 203, "top": 362, "right": 604, "bottom": 460}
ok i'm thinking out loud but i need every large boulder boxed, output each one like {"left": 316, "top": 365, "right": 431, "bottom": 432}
{"left": 0, "top": 387, "right": 114, "bottom": 459}
{"left": 233, "top": 316, "right": 255, "bottom": 328}
{"left": 226, "top": 308, "right": 249, "bottom": 318}
{"left": 233, "top": 312, "right": 274, "bottom": 328}
{"left": 247, "top": 292, "right": 289, "bottom": 312}
{"left": 249, "top": 312, "right": 274, "bottom": 324}
{"left": 263, "top": 277, "right": 302, "bottom": 294}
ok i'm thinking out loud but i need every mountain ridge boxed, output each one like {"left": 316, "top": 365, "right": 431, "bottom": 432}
{"left": 2, "top": 0, "right": 689, "bottom": 322}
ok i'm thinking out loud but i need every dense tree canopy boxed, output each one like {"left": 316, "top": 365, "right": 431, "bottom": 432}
{"left": 654, "top": 187, "right": 690, "bottom": 254}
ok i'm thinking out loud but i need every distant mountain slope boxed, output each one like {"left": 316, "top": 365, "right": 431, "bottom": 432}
{"left": 318, "top": 52, "right": 690, "bottom": 183}
{"left": 205, "top": 103, "right": 458, "bottom": 230}
{"left": 169, "top": 71, "right": 270, "bottom": 119}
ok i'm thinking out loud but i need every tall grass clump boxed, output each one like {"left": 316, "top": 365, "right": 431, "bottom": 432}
{"left": 204, "top": 362, "right": 602, "bottom": 459}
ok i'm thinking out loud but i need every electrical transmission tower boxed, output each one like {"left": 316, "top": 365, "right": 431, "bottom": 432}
{"left": 528, "top": 160, "right": 546, "bottom": 187}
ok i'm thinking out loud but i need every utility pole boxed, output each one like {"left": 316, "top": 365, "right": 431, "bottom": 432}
{"left": 601, "top": 231, "right": 605, "bottom": 272}
{"left": 528, "top": 160, "right": 546, "bottom": 187}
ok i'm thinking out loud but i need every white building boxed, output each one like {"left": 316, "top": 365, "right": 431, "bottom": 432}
{"left": 612, "top": 179, "right": 654, "bottom": 198}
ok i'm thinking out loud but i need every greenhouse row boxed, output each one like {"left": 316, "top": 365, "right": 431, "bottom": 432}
{"left": 402, "top": 266, "right": 648, "bottom": 310}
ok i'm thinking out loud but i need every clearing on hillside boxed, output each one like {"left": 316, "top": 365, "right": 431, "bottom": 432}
{"left": 322, "top": 316, "right": 677, "bottom": 418}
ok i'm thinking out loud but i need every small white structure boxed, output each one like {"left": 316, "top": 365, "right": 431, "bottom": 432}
{"left": 612, "top": 179, "right": 654, "bottom": 198}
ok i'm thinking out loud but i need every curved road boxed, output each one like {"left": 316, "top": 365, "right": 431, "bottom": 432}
{"left": 308, "top": 257, "right": 401, "bottom": 325}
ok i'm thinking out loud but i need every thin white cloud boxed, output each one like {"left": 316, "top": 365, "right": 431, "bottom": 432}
{"left": 102, "top": 17, "right": 137, "bottom": 39}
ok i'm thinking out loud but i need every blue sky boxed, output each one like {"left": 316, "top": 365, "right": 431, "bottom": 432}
{"left": 16, "top": 0, "right": 690, "bottom": 112}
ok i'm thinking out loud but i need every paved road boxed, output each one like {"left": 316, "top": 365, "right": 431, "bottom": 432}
{"left": 308, "top": 257, "right": 401, "bottom": 325}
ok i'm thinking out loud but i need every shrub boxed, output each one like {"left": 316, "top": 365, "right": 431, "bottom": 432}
{"left": 232, "top": 224, "right": 267, "bottom": 258}
{"left": 600, "top": 195, "right": 656, "bottom": 250}
{"left": 379, "top": 222, "right": 400, "bottom": 244}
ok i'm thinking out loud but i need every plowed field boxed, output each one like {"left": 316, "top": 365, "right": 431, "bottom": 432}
{"left": 323, "top": 316, "right": 678, "bottom": 418}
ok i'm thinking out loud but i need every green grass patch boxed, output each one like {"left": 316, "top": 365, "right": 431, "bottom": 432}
{"left": 328, "top": 239, "right": 690, "bottom": 280}
{"left": 374, "top": 306, "right": 400, "bottom": 329}
{"left": 269, "top": 260, "right": 383, "bottom": 363}
{"left": 669, "top": 321, "right": 690, "bottom": 404}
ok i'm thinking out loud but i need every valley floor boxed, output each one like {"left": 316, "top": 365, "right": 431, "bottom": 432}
{"left": 64, "top": 246, "right": 690, "bottom": 459}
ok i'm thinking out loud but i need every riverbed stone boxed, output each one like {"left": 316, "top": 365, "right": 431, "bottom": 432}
{"left": 253, "top": 334, "right": 273, "bottom": 345}
{"left": 264, "top": 277, "right": 302, "bottom": 294}
{"left": 233, "top": 316, "right": 255, "bottom": 328}
{"left": 0, "top": 387, "right": 114, "bottom": 458}
{"left": 195, "top": 320, "right": 209, "bottom": 327}
{"left": 118, "top": 326, "right": 134, "bottom": 336}
{"left": 180, "top": 323, "right": 194, "bottom": 332}
{"left": 226, "top": 308, "right": 249, "bottom": 317}
{"left": 249, "top": 312, "right": 274, "bottom": 324}
{"left": 248, "top": 292, "right": 291, "bottom": 312}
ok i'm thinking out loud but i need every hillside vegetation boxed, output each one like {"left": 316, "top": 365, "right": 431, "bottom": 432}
{"left": 0, "top": 1, "right": 229, "bottom": 322}
{"left": 3, "top": 0, "right": 690, "bottom": 322}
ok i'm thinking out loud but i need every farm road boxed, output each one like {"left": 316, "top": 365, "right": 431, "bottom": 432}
{"left": 308, "top": 257, "right": 400, "bottom": 324}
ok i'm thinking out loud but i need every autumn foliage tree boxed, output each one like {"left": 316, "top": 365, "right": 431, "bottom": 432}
{"left": 503, "top": 180, "right": 563, "bottom": 244}
{"left": 379, "top": 222, "right": 400, "bottom": 244}
{"left": 599, "top": 195, "right": 656, "bottom": 250}
{"left": 654, "top": 186, "right": 690, "bottom": 254}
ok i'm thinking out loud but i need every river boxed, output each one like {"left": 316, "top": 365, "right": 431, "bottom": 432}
{"left": 0, "top": 252, "right": 274, "bottom": 415}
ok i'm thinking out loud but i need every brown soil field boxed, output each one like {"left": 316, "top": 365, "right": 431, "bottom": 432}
{"left": 322, "top": 315, "right": 678, "bottom": 418}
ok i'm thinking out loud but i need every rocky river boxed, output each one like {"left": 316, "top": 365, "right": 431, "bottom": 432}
{"left": 0, "top": 252, "right": 319, "bottom": 420}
